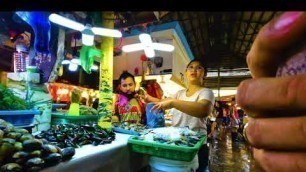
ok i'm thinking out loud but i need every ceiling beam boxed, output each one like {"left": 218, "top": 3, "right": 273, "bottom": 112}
{"left": 198, "top": 12, "right": 209, "bottom": 57}
{"left": 231, "top": 12, "right": 244, "bottom": 51}
{"left": 177, "top": 11, "right": 196, "bottom": 58}
{"left": 187, "top": 12, "right": 202, "bottom": 58}
{"left": 244, "top": 12, "right": 276, "bottom": 52}
{"left": 237, "top": 12, "right": 255, "bottom": 57}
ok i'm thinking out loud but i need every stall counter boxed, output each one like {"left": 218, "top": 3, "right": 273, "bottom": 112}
{"left": 42, "top": 133, "right": 149, "bottom": 172}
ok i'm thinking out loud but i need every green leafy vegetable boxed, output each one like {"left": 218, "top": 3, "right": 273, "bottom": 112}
{"left": 0, "top": 84, "right": 29, "bottom": 110}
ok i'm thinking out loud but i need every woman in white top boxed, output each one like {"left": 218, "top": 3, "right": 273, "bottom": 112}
{"left": 144, "top": 59, "right": 215, "bottom": 172}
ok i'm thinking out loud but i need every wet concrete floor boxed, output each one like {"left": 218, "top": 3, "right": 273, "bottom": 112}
{"left": 208, "top": 130, "right": 261, "bottom": 172}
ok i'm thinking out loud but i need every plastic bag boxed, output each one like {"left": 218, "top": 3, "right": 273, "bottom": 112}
{"left": 146, "top": 103, "right": 165, "bottom": 128}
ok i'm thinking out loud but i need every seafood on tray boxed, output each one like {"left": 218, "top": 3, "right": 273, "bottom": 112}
{"left": 138, "top": 127, "right": 205, "bottom": 147}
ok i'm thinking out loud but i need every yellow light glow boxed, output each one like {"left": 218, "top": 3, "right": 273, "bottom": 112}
{"left": 81, "top": 91, "right": 89, "bottom": 98}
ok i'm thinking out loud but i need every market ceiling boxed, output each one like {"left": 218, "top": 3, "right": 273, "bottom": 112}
{"left": 0, "top": 11, "right": 281, "bottom": 88}
{"left": 114, "top": 11, "right": 281, "bottom": 88}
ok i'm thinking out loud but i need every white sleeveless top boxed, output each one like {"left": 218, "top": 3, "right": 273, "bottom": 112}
{"left": 170, "top": 88, "right": 215, "bottom": 133}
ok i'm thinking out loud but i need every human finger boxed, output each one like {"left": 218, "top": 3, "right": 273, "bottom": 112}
{"left": 150, "top": 104, "right": 161, "bottom": 113}
{"left": 237, "top": 75, "right": 306, "bottom": 116}
{"left": 254, "top": 148, "right": 306, "bottom": 172}
{"left": 244, "top": 116, "right": 306, "bottom": 150}
{"left": 247, "top": 12, "right": 306, "bottom": 78}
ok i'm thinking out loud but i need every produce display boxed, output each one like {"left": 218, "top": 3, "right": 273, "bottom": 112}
{"left": 0, "top": 84, "right": 29, "bottom": 110}
{"left": 138, "top": 127, "right": 205, "bottom": 147}
{"left": 35, "top": 124, "right": 116, "bottom": 148}
{"left": 112, "top": 122, "right": 149, "bottom": 135}
{"left": 79, "top": 105, "right": 98, "bottom": 116}
{"left": 0, "top": 119, "right": 75, "bottom": 172}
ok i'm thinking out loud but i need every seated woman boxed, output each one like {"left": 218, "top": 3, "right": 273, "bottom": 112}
{"left": 112, "top": 71, "right": 146, "bottom": 124}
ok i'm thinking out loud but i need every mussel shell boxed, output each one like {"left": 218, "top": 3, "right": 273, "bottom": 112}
{"left": 3, "top": 124, "right": 14, "bottom": 133}
{"left": 1, "top": 163, "right": 22, "bottom": 172}
{"left": 19, "top": 134, "right": 34, "bottom": 142}
{"left": 46, "top": 136, "right": 57, "bottom": 142}
{"left": 12, "top": 151, "right": 29, "bottom": 159}
{"left": 42, "top": 144, "right": 59, "bottom": 155}
{"left": 23, "top": 139, "right": 43, "bottom": 152}
{"left": 99, "top": 139, "right": 112, "bottom": 145}
{"left": 81, "top": 125, "right": 95, "bottom": 132}
{"left": 55, "top": 145, "right": 62, "bottom": 154}
{"left": 14, "top": 142, "right": 23, "bottom": 151}
{"left": 14, "top": 128, "right": 29, "bottom": 134}
{"left": 1, "top": 138, "right": 16, "bottom": 145}
{"left": 55, "top": 134, "right": 66, "bottom": 141}
{"left": 61, "top": 147, "right": 75, "bottom": 161}
{"left": 79, "top": 140, "right": 92, "bottom": 146}
{"left": 34, "top": 133, "right": 44, "bottom": 139}
{"left": 92, "top": 141, "right": 100, "bottom": 146}
{"left": 25, "top": 166, "right": 41, "bottom": 172}
{"left": 29, "top": 150, "right": 42, "bottom": 158}
{"left": 0, "top": 129, "right": 4, "bottom": 138}
{"left": 15, "top": 158, "right": 27, "bottom": 165}
{"left": 0, "top": 142, "right": 15, "bottom": 159}
{"left": 43, "top": 153, "right": 62, "bottom": 165}
{"left": 25, "top": 157, "right": 44, "bottom": 167}
{"left": 55, "top": 142, "right": 66, "bottom": 149}
{"left": 5, "top": 132, "right": 22, "bottom": 140}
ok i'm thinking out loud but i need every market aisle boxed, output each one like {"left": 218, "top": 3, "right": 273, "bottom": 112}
{"left": 209, "top": 130, "right": 261, "bottom": 172}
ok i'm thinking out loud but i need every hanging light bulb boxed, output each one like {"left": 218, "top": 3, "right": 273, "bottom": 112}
{"left": 91, "top": 65, "right": 98, "bottom": 71}
{"left": 71, "top": 58, "right": 81, "bottom": 65}
{"left": 61, "top": 60, "right": 71, "bottom": 65}
{"left": 122, "top": 33, "right": 174, "bottom": 58}
{"left": 49, "top": 13, "right": 122, "bottom": 46}
{"left": 69, "top": 63, "right": 78, "bottom": 71}
{"left": 82, "top": 25, "right": 95, "bottom": 46}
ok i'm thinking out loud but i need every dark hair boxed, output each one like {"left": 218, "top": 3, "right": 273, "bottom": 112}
{"left": 118, "top": 71, "right": 135, "bottom": 84}
{"left": 186, "top": 59, "right": 207, "bottom": 77}
{"left": 215, "top": 100, "right": 223, "bottom": 107}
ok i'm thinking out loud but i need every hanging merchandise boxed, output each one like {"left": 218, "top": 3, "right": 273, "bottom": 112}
{"left": 15, "top": 11, "right": 51, "bottom": 55}
{"left": 142, "top": 80, "right": 163, "bottom": 99}
{"left": 153, "top": 81, "right": 163, "bottom": 99}
{"left": 13, "top": 51, "right": 30, "bottom": 72}
{"left": 154, "top": 56, "right": 163, "bottom": 68}
{"left": 140, "top": 54, "right": 147, "bottom": 62}
{"left": 134, "top": 67, "right": 139, "bottom": 76}
{"left": 80, "top": 45, "right": 103, "bottom": 74}
{"left": 146, "top": 59, "right": 154, "bottom": 75}
{"left": 12, "top": 32, "right": 31, "bottom": 73}
{"left": 15, "top": 11, "right": 56, "bottom": 83}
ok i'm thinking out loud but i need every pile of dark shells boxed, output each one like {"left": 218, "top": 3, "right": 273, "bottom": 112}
{"left": 0, "top": 119, "right": 75, "bottom": 172}
{"left": 35, "top": 124, "right": 116, "bottom": 148}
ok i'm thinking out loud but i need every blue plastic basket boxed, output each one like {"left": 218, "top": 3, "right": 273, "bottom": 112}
{"left": 0, "top": 110, "right": 40, "bottom": 126}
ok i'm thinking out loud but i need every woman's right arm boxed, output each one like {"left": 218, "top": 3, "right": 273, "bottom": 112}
{"left": 145, "top": 94, "right": 161, "bottom": 103}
